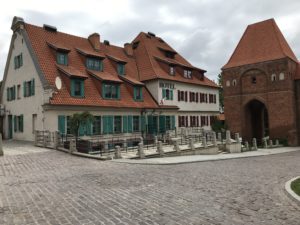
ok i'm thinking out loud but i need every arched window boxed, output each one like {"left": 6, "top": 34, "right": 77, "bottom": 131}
{"left": 232, "top": 79, "right": 237, "bottom": 86}
{"left": 271, "top": 74, "right": 276, "bottom": 82}
{"left": 279, "top": 72, "right": 285, "bottom": 80}
{"left": 226, "top": 80, "right": 230, "bottom": 87}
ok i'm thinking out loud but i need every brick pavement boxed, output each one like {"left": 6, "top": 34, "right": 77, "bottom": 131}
{"left": 0, "top": 143, "right": 299, "bottom": 225}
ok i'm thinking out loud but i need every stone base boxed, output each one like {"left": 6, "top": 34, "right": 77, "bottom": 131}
{"left": 226, "top": 143, "right": 242, "bottom": 153}
{"left": 198, "top": 146, "right": 219, "bottom": 155}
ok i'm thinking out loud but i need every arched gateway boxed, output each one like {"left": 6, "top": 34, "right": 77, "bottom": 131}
{"left": 244, "top": 99, "right": 269, "bottom": 142}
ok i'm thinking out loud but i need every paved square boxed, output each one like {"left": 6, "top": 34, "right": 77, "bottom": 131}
{"left": 0, "top": 142, "right": 299, "bottom": 225}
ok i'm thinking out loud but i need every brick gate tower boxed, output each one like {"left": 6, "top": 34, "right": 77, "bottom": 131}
{"left": 222, "top": 19, "right": 300, "bottom": 146}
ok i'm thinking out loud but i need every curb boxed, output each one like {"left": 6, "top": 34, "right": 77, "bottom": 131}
{"left": 285, "top": 176, "right": 300, "bottom": 206}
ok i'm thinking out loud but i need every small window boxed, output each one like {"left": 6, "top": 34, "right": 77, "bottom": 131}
{"left": 134, "top": 86, "right": 143, "bottom": 101}
{"left": 23, "top": 79, "right": 35, "bottom": 97}
{"left": 86, "top": 58, "right": 103, "bottom": 71}
{"left": 183, "top": 70, "right": 192, "bottom": 78}
{"left": 102, "top": 83, "right": 120, "bottom": 99}
{"left": 279, "top": 72, "right": 285, "bottom": 80}
{"left": 169, "top": 66, "right": 175, "bottom": 75}
{"left": 117, "top": 63, "right": 125, "bottom": 75}
{"left": 17, "top": 85, "right": 21, "bottom": 99}
{"left": 271, "top": 74, "right": 276, "bottom": 82}
{"left": 14, "top": 53, "right": 23, "bottom": 69}
{"left": 114, "top": 116, "right": 122, "bottom": 133}
{"left": 232, "top": 79, "right": 237, "bottom": 86}
{"left": 71, "top": 79, "right": 84, "bottom": 97}
{"left": 162, "top": 88, "right": 173, "bottom": 100}
{"left": 92, "top": 116, "right": 101, "bottom": 135}
{"left": 57, "top": 52, "right": 68, "bottom": 65}
{"left": 226, "top": 80, "right": 230, "bottom": 87}
{"left": 251, "top": 76, "right": 256, "bottom": 84}
{"left": 133, "top": 116, "right": 140, "bottom": 132}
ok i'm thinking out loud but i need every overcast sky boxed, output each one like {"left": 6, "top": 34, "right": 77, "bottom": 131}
{"left": 1, "top": 0, "right": 300, "bottom": 82}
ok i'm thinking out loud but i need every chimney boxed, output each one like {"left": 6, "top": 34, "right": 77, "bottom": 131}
{"left": 11, "top": 16, "right": 25, "bottom": 32}
{"left": 124, "top": 43, "right": 133, "bottom": 56}
{"left": 88, "top": 33, "right": 101, "bottom": 51}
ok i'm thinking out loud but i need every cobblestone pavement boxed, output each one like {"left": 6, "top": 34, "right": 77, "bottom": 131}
{"left": 0, "top": 145, "right": 299, "bottom": 225}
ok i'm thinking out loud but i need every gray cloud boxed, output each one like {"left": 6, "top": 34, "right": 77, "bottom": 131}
{"left": 1, "top": 0, "right": 300, "bottom": 81}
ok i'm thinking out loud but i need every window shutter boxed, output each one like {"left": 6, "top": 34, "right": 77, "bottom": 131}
{"left": 122, "top": 116, "right": 128, "bottom": 133}
{"left": 70, "top": 80, "right": 75, "bottom": 97}
{"left": 14, "top": 116, "right": 17, "bottom": 132}
{"left": 13, "top": 86, "right": 16, "bottom": 100}
{"left": 20, "top": 115, "right": 24, "bottom": 132}
{"left": 185, "top": 91, "right": 187, "bottom": 102}
{"left": 20, "top": 54, "right": 23, "bottom": 67}
{"left": 80, "top": 80, "right": 84, "bottom": 97}
{"left": 31, "top": 79, "right": 35, "bottom": 96}
{"left": 128, "top": 116, "right": 133, "bottom": 133}
{"left": 7, "top": 88, "right": 9, "bottom": 101}
{"left": 162, "top": 88, "right": 166, "bottom": 98}
{"left": 86, "top": 120, "right": 92, "bottom": 135}
{"left": 78, "top": 123, "right": 85, "bottom": 136}
{"left": 170, "top": 90, "right": 173, "bottom": 100}
{"left": 14, "top": 56, "right": 17, "bottom": 69}
{"left": 23, "top": 81, "right": 26, "bottom": 97}
{"left": 171, "top": 115, "right": 175, "bottom": 130}
{"left": 108, "top": 116, "right": 113, "bottom": 134}
{"left": 116, "top": 85, "right": 120, "bottom": 99}
{"left": 103, "top": 116, "right": 108, "bottom": 134}
{"left": 159, "top": 115, "right": 166, "bottom": 134}
{"left": 141, "top": 115, "right": 146, "bottom": 132}
{"left": 133, "top": 87, "right": 136, "bottom": 100}
{"left": 177, "top": 90, "right": 180, "bottom": 101}
{"left": 58, "top": 115, "right": 66, "bottom": 134}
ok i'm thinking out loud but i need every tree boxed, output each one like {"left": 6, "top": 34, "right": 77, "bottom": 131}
{"left": 217, "top": 73, "right": 224, "bottom": 112}
{"left": 69, "top": 111, "right": 94, "bottom": 139}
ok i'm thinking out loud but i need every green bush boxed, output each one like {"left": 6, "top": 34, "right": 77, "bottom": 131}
{"left": 291, "top": 178, "right": 300, "bottom": 196}
{"left": 211, "top": 119, "right": 228, "bottom": 133}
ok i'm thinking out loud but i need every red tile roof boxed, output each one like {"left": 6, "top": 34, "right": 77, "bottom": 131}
{"left": 76, "top": 48, "right": 105, "bottom": 58}
{"left": 57, "top": 65, "right": 88, "bottom": 79}
{"left": 223, "top": 19, "right": 298, "bottom": 69}
{"left": 87, "top": 70, "right": 123, "bottom": 83}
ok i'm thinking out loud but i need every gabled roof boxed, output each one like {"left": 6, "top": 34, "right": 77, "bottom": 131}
{"left": 223, "top": 19, "right": 298, "bottom": 69}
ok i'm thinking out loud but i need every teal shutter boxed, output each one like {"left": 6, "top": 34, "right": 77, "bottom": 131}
{"left": 14, "top": 56, "right": 17, "bottom": 69}
{"left": 116, "top": 85, "right": 120, "bottom": 99}
{"left": 58, "top": 115, "right": 66, "bottom": 134}
{"left": 13, "top": 86, "right": 16, "bottom": 100}
{"left": 170, "top": 90, "right": 173, "bottom": 100}
{"left": 162, "top": 88, "right": 166, "bottom": 98}
{"left": 122, "top": 116, "right": 128, "bottom": 133}
{"left": 133, "top": 87, "right": 136, "bottom": 100}
{"left": 103, "top": 116, "right": 108, "bottom": 134}
{"left": 80, "top": 80, "right": 84, "bottom": 97}
{"left": 128, "top": 116, "right": 133, "bottom": 133}
{"left": 6, "top": 88, "right": 9, "bottom": 101}
{"left": 20, "top": 115, "right": 24, "bottom": 132}
{"left": 140, "top": 88, "right": 143, "bottom": 100}
{"left": 171, "top": 115, "right": 175, "bottom": 130}
{"left": 102, "top": 83, "right": 106, "bottom": 98}
{"left": 23, "top": 81, "right": 26, "bottom": 97}
{"left": 159, "top": 115, "right": 166, "bottom": 134}
{"left": 70, "top": 80, "right": 75, "bottom": 96}
{"left": 86, "top": 120, "right": 92, "bottom": 135}
{"left": 14, "top": 116, "right": 17, "bottom": 132}
{"left": 31, "top": 79, "right": 35, "bottom": 96}
{"left": 141, "top": 115, "right": 146, "bottom": 132}
{"left": 78, "top": 123, "right": 85, "bottom": 136}
{"left": 108, "top": 116, "right": 113, "bottom": 134}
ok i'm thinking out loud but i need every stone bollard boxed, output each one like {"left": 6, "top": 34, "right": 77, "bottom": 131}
{"left": 157, "top": 141, "right": 164, "bottom": 156}
{"left": 175, "top": 128, "right": 178, "bottom": 137}
{"left": 43, "top": 131, "right": 47, "bottom": 148}
{"left": 173, "top": 139, "right": 180, "bottom": 153}
{"left": 217, "top": 132, "right": 222, "bottom": 143}
{"left": 114, "top": 145, "right": 122, "bottom": 159}
{"left": 263, "top": 138, "right": 268, "bottom": 149}
{"left": 0, "top": 133, "right": 3, "bottom": 156}
{"left": 244, "top": 141, "right": 249, "bottom": 151}
{"left": 104, "top": 140, "right": 109, "bottom": 153}
{"left": 69, "top": 139, "right": 77, "bottom": 153}
{"left": 137, "top": 143, "right": 145, "bottom": 159}
{"left": 202, "top": 136, "right": 207, "bottom": 148}
{"left": 252, "top": 138, "right": 257, "bottom": 151}
{"left": 123, "top": 139, "right": 127, "bottom": 151}
{"left": 269, "top": 140, "right": 273, "bottom": 148}
{"left": 34, "top": 130, "right": 38, "bottom": 146}
{"left": 275, "top": 139, "right": 279, "bottom": 146}
{"left": 53, "top": 131, "right": 59, "bottom": 149}
{"left": 226, "top": 130, "right": 231, "bottom": 144}
{"left": 154, "top": 136, "right": 158, "bottom": 147}
{"left": 212, "top": 132, "right": 217, "bottom": 146}
{"left": 139, "top": 137, "right": 144, "bottom": 146}
{"left": 189, "top": 138, "right": 195, "bottom": 150}
{"left": 235, "top": 133, "right": 240, "bottom": 143}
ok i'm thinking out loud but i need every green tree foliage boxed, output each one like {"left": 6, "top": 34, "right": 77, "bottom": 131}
{"left": 211, "top": 119, "right": 227, "bottom": 132}
{"left": 70, "top": 111, "right": 94, "bottom": 138}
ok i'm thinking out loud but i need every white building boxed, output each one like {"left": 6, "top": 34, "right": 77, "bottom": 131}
{"left": 0, "top": 17, "right": 219, "bottom": 141}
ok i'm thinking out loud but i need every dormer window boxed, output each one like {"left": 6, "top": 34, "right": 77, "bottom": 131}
{"left": 117, "top": 63, "right": 125, "bottom": 75}
{"left": 184, "top": 70, "right": 192, "bottom": 79}
{"left": 165, "top": 51, "right": 175, "bottom": 59}
{"left": 134, "top": 86, "right": 143, "bottom": 101}
{"left": 71, "top": 79, "right": 84, "bottom": 97}
{"left": 169, "top": 66, "right": 175, "bottom": 76}
{"left": 102, "top": 83, "right": 120, "bottom": 99}
{"left": 57, "top": 52, "right": 68, "bottom": 65}
{"left": 86, "top": 58, "right": 103, "bottom": 71}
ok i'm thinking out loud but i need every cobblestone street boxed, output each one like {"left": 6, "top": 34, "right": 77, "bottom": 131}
{"left": 0, "top": 143, "right": 299, "bottom": 225}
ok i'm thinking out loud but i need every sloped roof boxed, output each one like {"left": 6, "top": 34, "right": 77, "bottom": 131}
{"left": 223, "top": 19, "right": 298, "bottom": 69}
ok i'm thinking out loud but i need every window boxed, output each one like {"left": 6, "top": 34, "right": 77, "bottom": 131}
{"left": 6, "top": 86, "right": 16, "bottom": 101}
{"left": 232, "top": 79, "right": 237, "bottom": 86}
{"left": 165, "top": 51, "right": 175, "bottom": 59}
{"left": 169, "top": 66, "right": 175, "bottom": 75}
{"left": 114, "top": 116, "right": 122, "bottom": 133}
{"left": 117, "top": 63, "right": 125, "bottom": 75}
{"left": 252, "top": 76, "right": 256, "bottom": 84}
{"left": 66, "top": 116, "right": 71, "bottom": 135}
{"left": 271, "top": 74, "right": 276, "bottom": 82}
{"left": 162, "top": 88, "right": 173, "bottom": 100}
{"left": 86, "top": 58, "right": 103, "bottom": 71}
{"left": 226, "top": 80, "right": 230, "bottom": 87}
{"left": 17, "top": 85, "right": 21, "bottom": 99}
{"left": 57, "top": 52, "right": 68, "bottom": 65}
{"left": 14, "top": 54, "right": 23, "bottom": 69}
{"left": 279, "top": 72, "right": 285, "bottom": 80}
{"left": 102, "top": 83, "right": 120, "bottom": 99}
{"left": 183, "top": 70, "right": 192, "bottom": 78}
{"left": 13, "top": 115, "right": 23, "bottom": 132}
{"left": 23, "top": 79, "right": 35, "bottom": 97}
{"left": 133, "top": 116, "right": 140, "bottom": 132}
{"left": 71, "top": 79, "right": 84, "bottom": 97}
{"left": 165, "top": 116, "right": 171, "bottom": 130}
{"left": 92, "top": 116, "right": 101, "bottom": 135}
{"left": 134, "top": 86, "right": 143, "bottom": 101}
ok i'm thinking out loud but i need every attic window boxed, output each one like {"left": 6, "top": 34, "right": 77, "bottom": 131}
{"left": 43, "top": 24, "right": 57, "bottom": 32}
{"left": 271, "top": 74, "right": 276, "bottom": 82}
{"left": 86, "top": 58, "right": 103, "bottom": 71}
{"left": 169, "top": 66, "right": 175, "bottom": 76}
{"left": 104, "top": 40, "right": 110, "bottom": 45}
{"left": 252, "top": 76, "right": 256, "bottom": 84}
{"left": 165, "top": 51, "right": 175, "bottom": 59}
{"left": 117, "top": 63, "right": 125, "bottom": 75}
{"left": 147, "top": 32, "right": 156, "bottom": 37}
{"left": 183, "top": 70, "right": 192, "bottom": 79}
{"left": 57, "top": 52, "right": 68, "bottom": 65}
